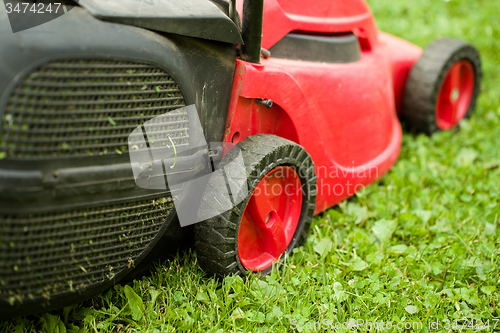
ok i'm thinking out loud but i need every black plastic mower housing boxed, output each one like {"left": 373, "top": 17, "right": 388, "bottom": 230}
{"left": 78, "top": 0, "right": 243, "bottom": 44}
{"left": 0, "top": 5, "right": 236, "bottom": 318}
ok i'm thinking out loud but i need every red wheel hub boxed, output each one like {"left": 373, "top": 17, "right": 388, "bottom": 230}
{"left": 238, "top": 166, "right": 302, "bottom": 271}
{"left": 435, "top": 60, "right": 475, "bottom": 130}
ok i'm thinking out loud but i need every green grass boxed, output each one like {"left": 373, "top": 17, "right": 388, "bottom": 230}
{"left": 3, "top": 0, "right": 500, "bottom": 332}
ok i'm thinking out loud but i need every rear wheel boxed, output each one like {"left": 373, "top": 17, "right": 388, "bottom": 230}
{"left": 402, "top": 38, "right": 482, "bottom": 134}
{"left": 194, "top": 134, "right": 317, "bottom": 278}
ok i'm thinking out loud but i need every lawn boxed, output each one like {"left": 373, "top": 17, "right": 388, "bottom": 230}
{"left": 3, "top": 0, "right": 500, "bottom": 332}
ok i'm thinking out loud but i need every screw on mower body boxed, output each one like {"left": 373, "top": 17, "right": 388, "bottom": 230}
{"left": 256, "top": 99, "right": 273, "bottom": 108}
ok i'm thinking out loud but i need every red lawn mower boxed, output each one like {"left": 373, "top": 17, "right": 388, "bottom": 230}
{"left": 0, "top": 0, "right": 481, "bottom": 317}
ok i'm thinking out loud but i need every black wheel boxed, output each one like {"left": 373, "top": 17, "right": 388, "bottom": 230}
{"left": 194, "top": 134, "right": 317, "bottom": 278}
{"left": 402, "top": 38, "right": 482, "bottom": 134}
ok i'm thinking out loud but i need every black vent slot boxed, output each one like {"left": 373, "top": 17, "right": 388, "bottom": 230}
{"left": 0, "top": 59, "right": 189, "bottom": 159}
{"left": 269, "top": 32, "right": 362, "bottom": 63}
{"left": 0, "top": 196, "right": 173, "bottom": 305}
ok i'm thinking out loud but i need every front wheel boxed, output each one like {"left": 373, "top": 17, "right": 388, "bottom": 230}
{"left": 402, "top": 38, "right": 482, "bottom": 134}
{"left": 194, "top": 134, "right": 317, "bottom": 278}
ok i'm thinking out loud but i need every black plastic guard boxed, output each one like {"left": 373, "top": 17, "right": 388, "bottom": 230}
{"left": 78, "top": 0, "right": 243, "bottom": 44}
{"left": 269, "top": 32, "right": 362, "bottom": 63}
{"left": 0, "top": 6, "right": 237, "bottom": 159}
{"left": 0, "top": 6, "right": 236, "bottom": 317}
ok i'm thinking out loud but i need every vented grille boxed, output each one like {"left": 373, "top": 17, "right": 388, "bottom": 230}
{"left": 0, "top": 60, "right": 189, "bottom": 159}
{"left": 0, "top": 196, "right": 173, "bottom": 305}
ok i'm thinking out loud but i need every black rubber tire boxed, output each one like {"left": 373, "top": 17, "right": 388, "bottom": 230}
{"left": 194, "top": 134, "right": 317, "bottom": 278}
{"left": 402, "top": 38, "right": 482, "bottom": 134}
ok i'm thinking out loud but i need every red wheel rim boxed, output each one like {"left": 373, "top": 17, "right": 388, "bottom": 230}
{"left": 238, "top": 166, "right": 303, "bottom": 271}
{"left": 435, "top": 60, "right": 475, "bottom": 130}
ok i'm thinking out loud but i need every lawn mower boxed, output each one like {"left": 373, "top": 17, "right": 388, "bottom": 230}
{"left": 0, "top": 0, "right": 481, "bottom": 318}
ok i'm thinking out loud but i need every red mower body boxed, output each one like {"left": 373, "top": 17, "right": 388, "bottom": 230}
{"left": 227, "top": 0, "right": 422, "bottom": 213}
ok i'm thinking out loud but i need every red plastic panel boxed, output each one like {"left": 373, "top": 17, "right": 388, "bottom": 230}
{"left": 225, "top": 56, "right": 402, "bottom": 214}
{"left": 227, "top": 97, "right": 299, "bottom": 145}
{"left": 277, "top": 0, "right": 369, "bottom": 18}
{"left": 274, "top": 52, "right": 395, "bottom": 167}
{"left": 236, "top": 0, "right": 379, "bottom": 50}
